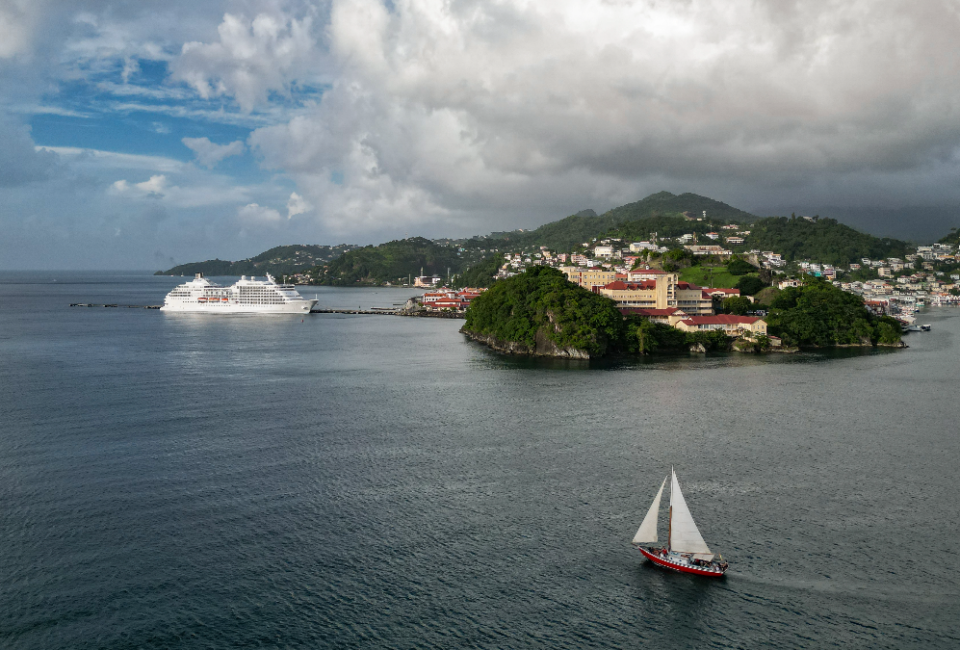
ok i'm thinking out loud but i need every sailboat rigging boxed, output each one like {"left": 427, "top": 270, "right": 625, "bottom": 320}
{"left": 632, "top": 468, "right": 728, "bottom": 577}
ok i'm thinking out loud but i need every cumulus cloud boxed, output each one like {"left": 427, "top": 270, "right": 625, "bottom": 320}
{"left": 172, "top": 11, "right": 319, "bottom": 112}
{"left": 111, "top": 174, "right": 168, "bottom": 196}
{"left": 238, "top": 202, "right": 282, "bottom": 223}
{"left": 286, "top": 191, "right": 310, "bottom": 218}
{"left": 182, "top": 136, "right": 245, "bottom": 167}
{"left": 242, "top": 0, "right": 960, "bottom": 236}
{"left": 108, "top": 170, "right": 254, "bottom": 208}
{"left": 0, "top": 0, "right": 46, "bottom": 58}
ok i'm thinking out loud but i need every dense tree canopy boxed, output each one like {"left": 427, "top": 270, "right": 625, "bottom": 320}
{"left": 736, "top": 275, "right": 767, "bottom": 296}
{"left": 453, "top": 254, "right": 502, "bottom": 288}
{"left": 311, "top": 237, "right": 466, "bottom": 285}
{"left": 463, "top": 267, "right": 625, "bottom": 356}
{"left": 738, "top": 216, "right": 910, "bottom": 264}
{"left": 765, "top": 279, "right": 902, "bottom": 346}
{"left": 722, "top": 296, "right": 753, "bottom": 315}
{"left": 727, "top": 256, "right": 755, "bottom": 275}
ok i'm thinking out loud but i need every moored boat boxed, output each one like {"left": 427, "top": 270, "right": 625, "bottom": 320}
{"left": 632, "top": 469, "right": 728, "bottom": 577}
{"left": 161, "top": 273, "right": 317, "bottom": 314}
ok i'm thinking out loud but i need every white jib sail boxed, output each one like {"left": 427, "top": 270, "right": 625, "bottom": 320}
{"left": 670, "top": 469, "right": 714, "bottom": 561}
{"left": 632, "top": 477, "right": 667, "bottom": 545}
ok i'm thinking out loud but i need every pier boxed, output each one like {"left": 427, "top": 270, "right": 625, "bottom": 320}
{"left": 71, "top": 303, "right": 162, "bottom": 309}
{"left": 310, "top": 308, "right": 464, "bottom": 319}
{"left": 68, "top": 304, "right": 464, "bottom": 318}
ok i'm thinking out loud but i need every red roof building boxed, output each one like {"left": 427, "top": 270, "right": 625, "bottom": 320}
{"left": 675, "top": 315, "right": 767, "bottom": 335}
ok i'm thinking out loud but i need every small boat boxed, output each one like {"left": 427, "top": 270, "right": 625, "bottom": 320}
{"left": 920, "top": 324, "right": 932, "bottom": 331}
{"left": 632, "top": 468, "right": 728, "bottom": 577}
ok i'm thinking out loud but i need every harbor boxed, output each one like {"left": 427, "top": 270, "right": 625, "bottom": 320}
{"left": 68, "top": 303, "right": 465, "bottom": 318}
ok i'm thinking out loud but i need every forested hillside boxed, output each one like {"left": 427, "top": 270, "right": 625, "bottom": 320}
{"left": 937, "top": 227, "right": 960, "bottom": 247}
{"left": 156, "top": 244, "right": 357, "bottom": 277}
{"left": 477, "top": 191, "right": 757, "bottom": 252}
{"left": 741, "top": 217, "right": 910, "bottom": 264}
{"left": 603, "top": 191, "right": 756, "bottom": 224}
{"left": 309, "top": 237, "right": 469, "bottom": 285}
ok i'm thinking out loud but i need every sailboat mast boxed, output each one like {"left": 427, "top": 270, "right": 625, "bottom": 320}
{"left": 668, "top": 467, "right": 674, "bottom": 551}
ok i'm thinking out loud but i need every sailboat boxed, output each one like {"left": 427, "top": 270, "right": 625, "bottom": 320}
{"left": 632, "top": 468, "right": 728, "bottom": 577}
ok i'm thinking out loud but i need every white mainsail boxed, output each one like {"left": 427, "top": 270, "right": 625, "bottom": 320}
{"left": 632, "top": 477, "right": 666, "bottom": 544}
{"left": 669, "top": 469, "right": 714, "bottom": 561}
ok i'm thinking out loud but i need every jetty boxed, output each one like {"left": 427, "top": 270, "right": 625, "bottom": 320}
{"left": 310, "top": 308, "right": 464, "bottom": 319}
{"left": 71, "top": 303, "right": 161, "bottom": 309}
{"left": 68, "top": 303, "right": 464, "bottom": 318}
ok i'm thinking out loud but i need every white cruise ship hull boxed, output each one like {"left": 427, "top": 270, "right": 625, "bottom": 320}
{"left": 160, "top": 299, "right": 317, "bottom": 314}
{"left": 160, "top": 273, "right": 318, "bottom": 315}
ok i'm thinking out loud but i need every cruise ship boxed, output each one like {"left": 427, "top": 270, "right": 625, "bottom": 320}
{"left": 161, "top": 273, "right": 318, "bottom": 314}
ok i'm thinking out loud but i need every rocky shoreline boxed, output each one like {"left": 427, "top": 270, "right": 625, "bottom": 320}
{"left": 460, "top": 327, "right": 591, "bottom": 359}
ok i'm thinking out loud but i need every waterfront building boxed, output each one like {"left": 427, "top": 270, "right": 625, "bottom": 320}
{"left": 674, "top": 315, "right": 768, "bottom": 336}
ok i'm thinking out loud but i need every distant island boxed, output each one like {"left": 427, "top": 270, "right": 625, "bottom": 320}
{"left": 155, "top": 244, "right": 358, "bottom": 277}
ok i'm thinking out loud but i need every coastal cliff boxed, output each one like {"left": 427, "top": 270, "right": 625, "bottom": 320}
{"left": 460, "top": 327, "right": 591, "bottom": 359}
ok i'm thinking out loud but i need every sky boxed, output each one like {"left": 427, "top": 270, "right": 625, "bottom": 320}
{"left": 2, "top": 0, "right": 960, "bottom": 269}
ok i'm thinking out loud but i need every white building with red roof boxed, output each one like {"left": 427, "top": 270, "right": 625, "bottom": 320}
{"left": 421, "top": 287, "right": 487, "bottom": 311}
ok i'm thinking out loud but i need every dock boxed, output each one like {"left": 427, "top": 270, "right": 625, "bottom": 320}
{"left": 310, "top": 308, "right": 464, "bottom": 319}
{"left": 70, "top": 303, "right": 162, "bottom": 309}
{"left": 67, "top": 304, "right": 464, "bottom": 318}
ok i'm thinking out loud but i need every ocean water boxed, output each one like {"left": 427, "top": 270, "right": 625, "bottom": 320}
{"left": 1, "top": 271, "right": 958, "bottom": 649}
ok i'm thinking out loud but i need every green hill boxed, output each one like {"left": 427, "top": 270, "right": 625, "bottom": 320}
{"left": 603, "top": 191, "right": 756, "bottom": 224}
{"left": 156, "top": 244, "right": 357, "bottom": 277}
{"left": 310, "top": 237, "right": 470, "bottom": 286}
{"left": 766, "top": 279, "right": 902, "bottom": 347}
{"left": 462, "top": 267, "right": 625, "bottom": 357}
{"left": 739, "top": 217, "right": 910, "bottom": 265}
{"left": 937, "top": 227, "right": 960, "bottom": 247}
{"left": 478, "top": 191, "right": 757, "bottom": 252}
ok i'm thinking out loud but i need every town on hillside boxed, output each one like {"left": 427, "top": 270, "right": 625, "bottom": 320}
{"left": 450, "top": 218, "right": 960, "bottom": 337}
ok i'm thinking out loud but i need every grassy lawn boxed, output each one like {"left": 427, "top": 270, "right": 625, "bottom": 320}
{"left": 678, "top": 265, "right": 751, "bottom": 288}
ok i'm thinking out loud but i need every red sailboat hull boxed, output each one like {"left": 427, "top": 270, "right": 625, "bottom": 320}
{"left": 637, "top": 546, "right": 727, "bottom": 577}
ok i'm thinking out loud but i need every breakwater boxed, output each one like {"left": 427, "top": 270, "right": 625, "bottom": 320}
{"left": 68, "top": 304, "right": 465, "bottom": 318}
{"left": 70, "top": 303, "right": 161, "bottom": 309}
{"left": 311, "top": 308, "right": 464, "bottom": 319}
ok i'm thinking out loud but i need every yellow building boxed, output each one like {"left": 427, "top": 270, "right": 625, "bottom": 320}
{"left": 562, "top": 267, "right": 618, "bottom": 290}
{"left": 597, "top": 274, "right": 713, "bottom": 315}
